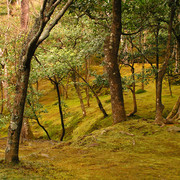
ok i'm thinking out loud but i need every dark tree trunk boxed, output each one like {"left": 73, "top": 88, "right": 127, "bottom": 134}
{"left": 104, "top": 0, "right": 126, "bottom": 124}
{"left": 54, "top": 82, "right": 65, "bottom": 141}
{"left": 27, "top": 98, "right": 51, "bottom": 140}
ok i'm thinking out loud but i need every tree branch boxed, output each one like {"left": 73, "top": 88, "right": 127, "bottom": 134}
{"left": 38, "top": 0, "right": 73, "bottom": 44}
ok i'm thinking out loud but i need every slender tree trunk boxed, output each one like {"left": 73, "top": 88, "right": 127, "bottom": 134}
{"left": 175, "top": 40, "right": 180, "bottom": 73}
{"left": 21, "top": 0, "right": 29, "bottom": 30}
{"left": 104, "top": 0, "right": 126, "bottom": 124}
{"left": 1, "top": 49, "right": 11, "bottom": 111}
{"left": 140, "top": 32, "right": 145, "bottom": 91}
{"left": 20, "top": 0, "right": 31, "bottom": 143}
{"left": 85, "top": 58, "right": 90, "bottom": 107}
{"left": 167, "top": 72, "right": 173, "bottom": 96}
{"left": 155, "top": 1, "right": 176, "bottom": 124}
{"left": 72, "top": 68, "right": 108, "bottom": 118}
{"left": 20, "top": 118, "right": 34, "bottom": 143}
{"left": 27, "top": 99, "right": 51, "bottom": 140}
{"left": 62, "top": 76, "right": 69, "bottom": 99}
{"left": 128, "top": 67, "right": 137, "bottom": 116}
{"left": 166, "top": 96, "right": 180, "bottom": 122}
{"left": 71, "top": 72, "right": 86, "bottom": 117}
{"left": 0, "top": 80, "right": 4, "bottom": 114}
{"left": 54, "top": 82, "right": 65, "bottom": 141}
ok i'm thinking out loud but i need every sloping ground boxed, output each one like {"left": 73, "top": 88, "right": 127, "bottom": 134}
{"left": 0, "top": 65, "right": 179, "bottom": 179}
{"left": 0, "top": 120, "right": 180, "bottom": 179}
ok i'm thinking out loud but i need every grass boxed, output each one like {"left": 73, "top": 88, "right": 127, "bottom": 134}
{"left": 0, "top": 120, "right": 180, "bottom": 179}
{"left": 0, "top": 64, "right": 179, "bottom": 179}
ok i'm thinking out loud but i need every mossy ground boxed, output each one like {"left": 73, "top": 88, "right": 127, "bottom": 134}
{"left": 0, "top": 120, "right": 180, "bottom": 179}
{"left": 0, "top": 65, "right": 180, "bottom": 179}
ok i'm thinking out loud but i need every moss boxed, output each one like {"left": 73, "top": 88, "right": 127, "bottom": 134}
{"left": 86, "top": 115, "right": 113, "bottom": 134}
{"left": 135, "top": 89, "right": 147, "bottom": 94}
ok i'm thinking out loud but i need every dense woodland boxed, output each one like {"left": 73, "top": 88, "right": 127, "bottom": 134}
{"left": 0, "top": 0, "right": 180, "bottom": 179}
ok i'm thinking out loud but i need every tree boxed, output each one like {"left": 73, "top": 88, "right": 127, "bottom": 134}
{"left": 20, "top": 0, "right": 29, "bottom": 30}
{"left": 155, "top": 0, "right": 176, "bottom": 124}
{"left": 104, "top": 0, "right": 126, "bottom": 124}
{"left": 5, "top": 0, "right": 73, "bottom": 164}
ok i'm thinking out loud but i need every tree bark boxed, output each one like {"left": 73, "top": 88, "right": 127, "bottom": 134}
{"left": 104, "top": 0, "right": 126, "bottom": 124}
{"left": 0, "top": 80, "right": 4, "bottom": 114}
{"left": 71, "top": 68, "right": 108, "bottom": 118}
{"left": 166, "top": 96, "right": 180, "bottom": 123}
{"left": 54, "top": 82, "right": 65, "bottom": 141}
{"left": 71, "top": 71, "right": 86, "bottom": 117}
{"left": 155, "top": 1, "right": 176, "bottom": 124}
{"left": 128, "top": 67, "right": 137, "bottom": 117}
{"left": 5, "top": 54, "right": 32, "bottom": 163}
{"left": 20, "top": 118, "right": 34, "bottom": 143}
{"left": 27, "top": 99, "right": 51, "bottom": 140}
{"left": 85, "top": 58, "right": 90, "bottom": 107}
{"left": 21, "top": 0, "right": 29, "bottom": 30}
{"left": 175, "top": 40, "right": 180, "bottom": 73}
{"left": 5, "top": 0, "right": 73, "bottom": 163}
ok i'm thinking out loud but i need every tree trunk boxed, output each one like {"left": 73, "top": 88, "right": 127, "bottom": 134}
{"left": 20, "top": 0, "right": 32, "bottom": 143}
{"left": 5, "top": 0, "right": 73, "bottom": 163}
{"left": 71, "top": 71, "right": 86, "bottom": 117}
{"left": 54, "top": 82, "right": 65, "bottom": 141}
{"left": 85, "top": 58, "right": 90, "bottom": 107}
{"left": 0, "top": 80, "right": 4, "bottom": 114}
{"left": 62, "top": 76, "right": 69, "bottom": 99}
{"left": 72, "top": 68, "right": 108, "bottom": 118}
{"left": 128, "top": 67, "right": 137, "bottom": 117}
{"left": 175, "top": 40, "right": 180, "bottom": 73}
{"left": 27, "top": 98, "right": 51, "bottom": 140}
{"left": 104, "top": 0, "right": 126, "bottom": 124}
{"left": 20, "top": 118, "right": 34, "bottom": 143}
{"left": 155, "top": 1, "right": 176, "bottom": 124}
{"left": 166, "top": 96, "right": 180, "bottom": 123}
{"left": 21, "top": 0, "right": 29, "bottom": 30}
{"left": 141, "top": 32, "right": 146, "bottom": 91}
{"left": 5, "top": 57, "right": 31, "bottom": 163}
{"left": 5, "top": 16, "right": 44, "bottom": 164}
{"left": 1, "top": 49, "right": 11, "bottom": 111}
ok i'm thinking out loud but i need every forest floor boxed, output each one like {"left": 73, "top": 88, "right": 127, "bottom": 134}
{"left": 0, "top": 120, "right": 180, "bottom": 180}
{"left": 0, "top": 65, "right": 180, "bottom": 179}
